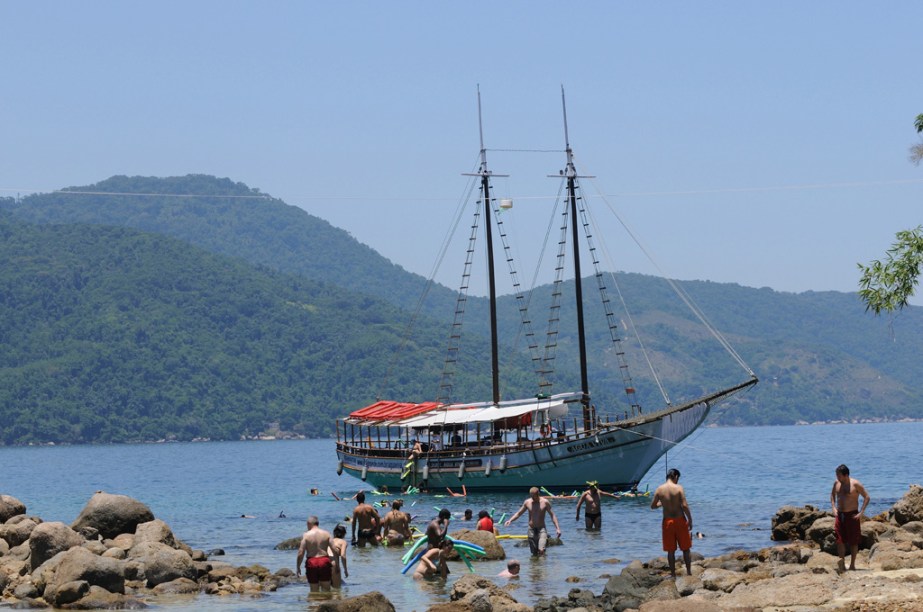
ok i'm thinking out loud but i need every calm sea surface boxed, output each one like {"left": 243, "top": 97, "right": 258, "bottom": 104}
{"left": 0, "top": 422, "right": 918, "bottom": 611}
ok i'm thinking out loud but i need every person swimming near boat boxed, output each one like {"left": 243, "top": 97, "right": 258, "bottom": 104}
{"left": 351, "top": 491, "right": 381, "bottom": 547}
{"left": 446, "top": 485, "right": 467, "bottom": 497}
{"left": 278, "top": 510, "right": 286, "bottom": 518}
{"left": 576, "top": 481, "right": 617, "bottom": 531}
{"left": 497, "top": 558, "right": 520, "bottom": 578}
{"left": 310, "top": 488, "right": 319, "bottom": 495}
{"left": 477, "top": 510, "right": 499, "bottom": 535}
{"left": 463, "top": 508, "right": 473, "bottom": 521}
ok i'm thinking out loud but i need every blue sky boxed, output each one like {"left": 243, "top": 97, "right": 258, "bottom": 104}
{"left": 3, "top": 2, "right": 922, "bottom": 304}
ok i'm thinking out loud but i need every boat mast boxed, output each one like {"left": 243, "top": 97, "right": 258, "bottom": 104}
{"left": 560, "top": 88, "right": 592, "bottom": 429}
{"left": 474, "top": 87, "right": 502, "bottom": 405}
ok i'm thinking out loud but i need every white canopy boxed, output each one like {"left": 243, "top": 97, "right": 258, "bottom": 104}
{"left": 396, "top": 394, "right": 574, "bottom": 429}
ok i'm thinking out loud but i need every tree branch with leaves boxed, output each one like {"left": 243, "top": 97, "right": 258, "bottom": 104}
{"left": 858, "top": 226, "right": 923, "bottom": 315}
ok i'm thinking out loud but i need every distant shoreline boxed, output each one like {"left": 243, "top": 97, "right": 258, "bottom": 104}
{"left": 7, "top": 419, "right": 923, "bottom": 447}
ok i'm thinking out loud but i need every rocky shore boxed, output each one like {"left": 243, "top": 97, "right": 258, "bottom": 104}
{"left": 3, "top": 486, "right": 923, "bottom": 610}
{"left": 0, "top": 491, "right": 298, "bottom": 608}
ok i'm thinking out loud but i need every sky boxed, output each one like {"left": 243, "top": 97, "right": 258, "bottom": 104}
{"left": 3, "top": 2, "right": 922, "bottom": 304}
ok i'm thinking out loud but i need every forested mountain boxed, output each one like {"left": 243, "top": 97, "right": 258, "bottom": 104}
{"left": 2, "top": 175, "right": 922, "bottom": 445}
{"left": 0, "top": 215, "right": 537, "bottom": 444}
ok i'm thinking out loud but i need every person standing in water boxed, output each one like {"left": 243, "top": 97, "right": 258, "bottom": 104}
{"left": 575, "top": 480, "right": 617, "bottom": 530}
{"left": 296, "top": 516, "right": 333, "bottom": 592}
{"left": 505, "top": 486, "right": 562, "bottom": 556}
{"left": 328, "top": 524, "right": 349, "bottom": 588}
{"left": 650, "top": 468, "right": 693, "bottom": 578}
{"left": 830, "top": 464, "right": 870, "bottom": 572}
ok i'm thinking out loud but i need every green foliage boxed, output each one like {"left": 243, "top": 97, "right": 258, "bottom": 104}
{"left": 858, "top": 226, "right": 923, "bottom": 315}
{"left": 4, "top": 175, "right": 923, "bottom": 441}
{"left": 916, "top": 114, "right": 923, "bottom": 134}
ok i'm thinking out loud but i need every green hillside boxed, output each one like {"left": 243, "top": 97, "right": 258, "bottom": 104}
{"left": 3, "top": 175, "right": 923, "bottom": 437}
{"left": 0, "top": 215, "right": 538, "bottom": 444}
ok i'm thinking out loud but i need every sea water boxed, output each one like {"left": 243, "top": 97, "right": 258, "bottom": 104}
{"left": 0, "top": 422, "right": 918, "bottom": 611}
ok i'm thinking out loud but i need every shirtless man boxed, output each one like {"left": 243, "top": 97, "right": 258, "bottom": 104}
{"left": 575, "top": 480, "right": 617, "bottom": 530}
{"left": 505, "top": 486, "right": 562, "bottom": 556}
{"left": 650, "top": 468, "right": 693, "bottom": 578}
{"left": 351, "top": 491, "right": 381, "bottom": 547}
{"left": 830, "top": 463, "right": 870, "bottom": 572}
{"left": 425, "top": 508, "right": 452, "bottom": 549}
{"left": 380, "top": 499, "right": 412, "bottom": 546}
{"left": 413, "top": 538, "right": 452, "bottom": 580}
{"left": 328, "top": 524, "right": 349, "bottom": 588}
{"left": 296, "top": 516, "right": 333, "bottom": 592}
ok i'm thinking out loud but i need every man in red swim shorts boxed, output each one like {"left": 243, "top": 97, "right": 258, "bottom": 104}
{"left": 296, "top": 515, "right": 333, "bottom": 592}
{"left": 651, "top": 468, "right": 693, "bottom": 578}
{"left": 831, "top": 464, "right": 870, "bottom": 572}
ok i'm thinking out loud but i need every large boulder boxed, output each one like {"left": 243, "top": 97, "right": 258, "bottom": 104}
{"left": 71, "top": 493, "right": 155, "bottom": 540}
{"left": 771, "top": 505, "right": 828, "bottom": 541}
{"left": 128, "top": 541, "right": 195, "bottom": 587}
{"left": 0, "top": 515, "right": 39, "bottom": 547}
{"left": 36, "top": 546, "right": 126, "bottom": 599}
{"left": 447, "top": 528, "right": 505, "bottom": 560}
{"left": 890, "top": 484, "right": 923, "bottom": 526}
{"left": 0, "top": 494, "right": 27, "bottom": 523}
{"left": 29, "top": 521, "right": 85, "bottom": 570}
{"left": 133, "top": 520, "right": 177, "bottom": 548}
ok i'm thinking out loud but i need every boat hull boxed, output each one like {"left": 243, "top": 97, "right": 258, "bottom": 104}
{"left": 336, "top": 399, "right": 710, "bottom": 492}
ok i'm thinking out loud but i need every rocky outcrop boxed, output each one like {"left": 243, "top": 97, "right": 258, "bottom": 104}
{"left": 771, "top": 504, "right": 828, "bottom": 541}
{"left": 0, "top": 491, "right": 299, "bottom": 609}
{"left": 0, "top": 494, "right": 27, "bottom": 523}
{"left": 29, "top": 521, "right": 85, "bottom": 570}
{"left": 534, "top": 488, "right": 923, "bottom": 612}
{"left": 70, "top": 492, "right": 155, "bottom": 539}
{"left": 891, "top": 484, "right": 923, "bottom": 526}
{"left": 442, "top": 573, "right": 532, "bottom": 611}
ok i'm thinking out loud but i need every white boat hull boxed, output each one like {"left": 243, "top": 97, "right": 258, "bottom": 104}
{"left": 336, "top": 399, "right": 710, "bottom": 491}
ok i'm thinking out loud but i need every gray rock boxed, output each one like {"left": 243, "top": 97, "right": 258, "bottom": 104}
{"left": 133, "top": 519, "right": 177, "bottom": 547}
{"left": 0, "top": 495, "right": 27, "bottom": 523}
{"left": 890, "top": 484, "right": 923, "bottom": 526}
{"left": 314, "top": 590, "right": 395, "bottom": 611}
{"left": 36, "top": 546, "right": 126, "bottom": 597}
{"left": 447, "top": 528, "right": 506, "bottom": 560}
{"left": 52, "top": 580, "right": 90, "bottom": 606}
{"left": 274, "top": 536, "right": 301, "bottom": 550}
{"left": 64, "top": 584, "right": 148, "bottom": 609}
{"left": 127, "top": 541, "right": 195, "bottom": 587}
{"left": 71, "top": 493, "right": 155, "bottom": 540}
{"left": 771, "top": 504, "right": 828, "bottom": 541}
{"left": 639, "top": 599, "right": 722, "bottom": 612}
{"left": 0, "top": 516, "right": 38, "bottom": 547}
{"left": 151, "top": 577, "right": 200, "bottom": 594}
{"left": 13, "top": 578, "right": 40, "bottom": 599}
{"left": 699, "top": 568, "right": 745, "bottom": 593}
{"left": 718, "top": 570, "right": 834, "bottom": 608}
{"left": 29, "top": 522, "right": 85, "bottom": 570}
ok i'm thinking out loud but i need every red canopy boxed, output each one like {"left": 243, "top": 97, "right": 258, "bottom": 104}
{"left": 348, "top": 401, "right": 441, "bottom": 422}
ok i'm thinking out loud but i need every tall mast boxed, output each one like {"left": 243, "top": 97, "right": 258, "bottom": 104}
{"left": 559, "top": 87, "right": 592, "bottom": 429}
{"left": 465, "top": 87, "right": 506, "bottom": 406}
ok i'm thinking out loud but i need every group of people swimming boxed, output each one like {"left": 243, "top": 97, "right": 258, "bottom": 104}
{"left": 296, "top": 463, "right": 871, "bottom": 591}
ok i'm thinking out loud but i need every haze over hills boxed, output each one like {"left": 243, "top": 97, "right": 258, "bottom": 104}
{"left": 1, "top": 174, "right": 921, "bottom": 444}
